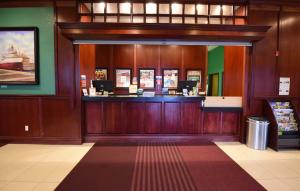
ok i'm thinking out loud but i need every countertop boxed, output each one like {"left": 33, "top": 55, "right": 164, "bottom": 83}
{"left": 82, "top": 95, "right": 206, "bottom": 102}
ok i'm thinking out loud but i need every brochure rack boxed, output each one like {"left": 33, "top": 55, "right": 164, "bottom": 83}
{"left": 265, "top": 100, "right": 300, "bottom": 151}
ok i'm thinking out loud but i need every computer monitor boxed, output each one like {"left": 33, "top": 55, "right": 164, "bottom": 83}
{"left": 92, "top": 80, "right": 113, "bottom": 92}
{"left": 177, "top": 81, "right": 197, "bottom": 92}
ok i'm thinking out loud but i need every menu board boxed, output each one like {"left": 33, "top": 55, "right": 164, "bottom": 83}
{"left": 270, "top": 101, "right": 298, "bottom": 135}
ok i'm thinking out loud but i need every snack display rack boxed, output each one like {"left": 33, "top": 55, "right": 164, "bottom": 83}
{"left": 265, "top": 99, "right": 300, "bottom": 151}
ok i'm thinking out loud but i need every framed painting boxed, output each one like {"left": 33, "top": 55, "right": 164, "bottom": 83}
{"left": 115, "top": 68, "right": 132, "bottom": 88}
{"left": 0, "top": 27, "right": 39, "bottom": 85}
{"left": 186, "top": 69, "right": 201, "bottom": 88}
{"left": 95, "top": 67, "right": 108, "bottom": 80}
{"left": 162, "top": 68, "right": 179, "bottom": 89}
{"left": 138, "top": 68, "right": 155, "bottom": 89}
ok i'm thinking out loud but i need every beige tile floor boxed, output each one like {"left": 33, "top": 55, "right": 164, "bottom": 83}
{"left": 0, "top": 142, "right": 299, "bottom": 191}
{"left": 216, "top": 142, "right": 300, "bottom": 191}
{"left": 0, "top": 143, "right": 93, "bottom": 191}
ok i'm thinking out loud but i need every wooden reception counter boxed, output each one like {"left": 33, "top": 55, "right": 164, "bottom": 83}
{"left": 82, "top": 95, "right": 242, "bottom": 141}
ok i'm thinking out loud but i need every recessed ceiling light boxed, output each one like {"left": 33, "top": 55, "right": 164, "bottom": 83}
{"left": 146, "top": 3, "right": 157, "bottom": 14}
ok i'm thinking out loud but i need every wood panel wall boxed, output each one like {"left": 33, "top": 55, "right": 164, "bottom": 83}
{"left": 80, "top": 45, "right": 208, "bottom": 93}
{"left": 248, "top": 8, "right": 279, "bottom": 102}
{"left": 223, "top": 46, "right": 245, "bottom": 96}
{"left": 279, "top": 10, "right": 300, "bottom": 113}
{"left": 247, "top": 5, "right": 300, "bottom": 119}
{"left": 279, "top": 10, "right": 300, "bottom": 98}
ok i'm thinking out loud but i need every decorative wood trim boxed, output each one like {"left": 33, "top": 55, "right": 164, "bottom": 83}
{"left": 56, "top": 1, "right": 76, "bottom": 7}
{"left": 54, "top": 0, "right": 59, "bottom": 96}
{"left": 58, "top": 22, "right": 271, "bottom": 42}
{"left": 249, "top": 4, "right": 281, "bottom": 11}
{"left": 250, "top": 0, "right": 300, "bottom": 7}
{"left": 0, "top": 1, "right": 54, "bottom": 7}
{"left": 282, "top": 6, "right": 300, "bottom": 12}
{"left": 59, "top": 22, "right": 269, "bottom": 32}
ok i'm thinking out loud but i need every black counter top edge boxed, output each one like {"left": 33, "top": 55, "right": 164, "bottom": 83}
{"left": 202, "top": 107, "right": 243, "bottom": 112}
{"left": 82, "top": 95, "right": 205, "bottom": 102}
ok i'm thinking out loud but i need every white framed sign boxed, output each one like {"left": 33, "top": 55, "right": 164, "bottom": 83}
{"left": 279, "top": 77, "right": 290, "bottom": 96}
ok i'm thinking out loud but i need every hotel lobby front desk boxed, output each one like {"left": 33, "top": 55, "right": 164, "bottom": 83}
{"left": 82, "top": 95, "right": 242, "bottom": 142}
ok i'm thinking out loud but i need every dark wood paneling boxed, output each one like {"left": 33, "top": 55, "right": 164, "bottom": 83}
{"left": 125, "top": 102, "right": 144, "bottom": 133}
{"left": 57, "top": 28, "right": 76, "bottom": 96}
{"left": 182, "top": 46, "right": 207, "bottom": 89}
{"left": 160, "top": 45, "right": 182, "bottom": 70}
{"left": 41, "top": 98, "right": 80, "bottom": 138}
{"left": 249, "top": 99, "right": 265, "bottom": 116}
{"left": 0, "top": 98, "right": 40, "bottom": 137}
{"left": 85, "top": 102, "right": 103, "bottom": 134}
{"left": 251, "top": 0, "right": 300, "bottom": 7}
{"left": 203, "top": 112, "right": 221, "bottom": 134}
{"left": 113, "top": 45, "right": 134, "bottom": 68}
{"left": 179, "top": 102, "right": 201, "bottom": 134}
{"left": 222, "top": 112, "right": 240, "bottom": 135}
{"left": 246, "top": 6, "right": 300, "bottom": 125}
{"left": 83, "top": 99, "right": 242, "bottom": 136}
{"left": 223, "top": 46, "right": 245, "bottom": 96}
{"left": 163, "top": 102, "right": 180, "bottom": 133}
{"left": 144, "top": 103, "right": 161, "bottom": 133}
{"left": 95, "top": 45, "right": 111, "bottom": 69}
{"left": 79, "top": 44, "right": 96, "bottom": 89}
{"left": 278, "top": 11, "right": 300, "bottom": 97}
{"left": 103, "top": 102, "right": 123, "bottom": 134}
{"left": 182, "top": 46, "right": 206, "bottom": 69}
{"left": 248, "top": 9, "right": 279, "bottom": 98}
{"left": 56, "top": 6, "right": 77, "bottom": 23}
{"left": 291, "top": 99, "right": 300, "bottom": 115}
{"left": 136, "top": 45, "right": 160, "bottom": 69}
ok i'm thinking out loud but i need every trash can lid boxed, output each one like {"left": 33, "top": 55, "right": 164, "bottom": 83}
{"left": 248, "top": 116, "right": 268, "bottom": 122}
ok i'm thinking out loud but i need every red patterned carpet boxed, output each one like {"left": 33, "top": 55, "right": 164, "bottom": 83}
{"left": 55, "top": 142, "right": 266, "bottom": 191}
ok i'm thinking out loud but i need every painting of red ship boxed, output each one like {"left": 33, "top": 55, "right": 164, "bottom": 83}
{"left": 0, "top": 28, "right": 38, "bottom": 84}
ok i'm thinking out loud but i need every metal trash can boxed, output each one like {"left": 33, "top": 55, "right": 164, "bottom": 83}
{"left": 246, "top": 117, "right": 269, "bottom": 150}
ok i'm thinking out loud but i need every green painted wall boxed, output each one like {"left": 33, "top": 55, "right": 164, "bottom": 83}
{"left": 208, "top": 46, "right": 224, "bottom": 96}
{"left": 0, "top": 7, "right": 55, "bottom": 95}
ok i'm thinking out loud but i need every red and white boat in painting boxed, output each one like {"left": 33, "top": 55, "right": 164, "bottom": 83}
{"left": 0, "top": 45, "right": 31, "bottom": 71}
